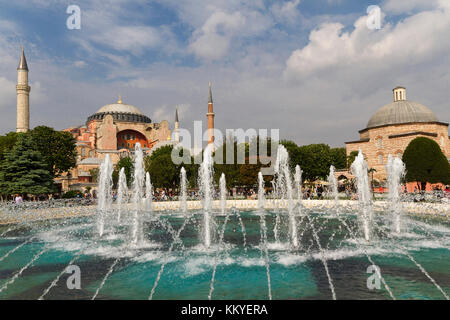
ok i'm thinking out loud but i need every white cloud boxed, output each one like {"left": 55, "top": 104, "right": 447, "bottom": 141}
{"left": 285, "top": 3, "right": 450, "bottom": 78}
{"left": 271, "top": 0, "right": 301, "bottom": 25}
{"left": 382, "top": 0, "right": 441, "bottom": 14}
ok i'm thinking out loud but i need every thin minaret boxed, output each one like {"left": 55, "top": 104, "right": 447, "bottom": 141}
{"left": 16, "top": 47, "right": 31, "bottom": 133}
{"left": 174, "top": 107, "right": 180, "bottom": 143}
{"left": 207, "top": 81, "right": 215, "bottom": 151}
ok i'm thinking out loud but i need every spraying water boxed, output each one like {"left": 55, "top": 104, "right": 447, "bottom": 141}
{"left": 131, "top": 143, "right": 145, "bottom": 244}
{"left": 274, "top": 145, "right": 298, "bottom": 248}
{"left": 145, "top": 172, "right": 153, "bottom": 212}
{"left": 350, "top": 149, "right": 373, "bottom": 241}
{"left": 386, "top": 155, "right": 406, "bottom": 234}
{"left": 117, "top": 168, "right": 128, "bottom": 222}
{"left": 328, "top": 165, "right": 339, "bottom": 206}
{"left": 198, "top": 144, "right": 214, "bottom": 248}
{"left": 97, "top": 154, "right": 113, "bottom": 237}
{"left": 258, "top": 172, "right": 266, "bottom": 210}
{"left": 294, "top": 165, "right": 303, "bottom": 211}
{"left": 180, "top": 167, "right": 188, "bottom": 213}
{"left": 220, "top": 173, "right": 226, "bottom": 214}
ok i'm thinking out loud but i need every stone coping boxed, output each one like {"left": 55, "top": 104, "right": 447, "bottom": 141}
{"left": 0, "top": 200, "right": 448, "bottom": 225}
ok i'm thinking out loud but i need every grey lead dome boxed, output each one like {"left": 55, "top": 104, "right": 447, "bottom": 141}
{"left": 366, "top": 100, "right": 439, "bottom": 129}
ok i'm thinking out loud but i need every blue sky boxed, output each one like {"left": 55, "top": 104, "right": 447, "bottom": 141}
{"left": 0, "top": 0, "right": 449, "bottom": 146}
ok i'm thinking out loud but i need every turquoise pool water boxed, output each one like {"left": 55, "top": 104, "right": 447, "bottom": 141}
{"left": 0, "top": 209, "right": 449, "bottom": 300}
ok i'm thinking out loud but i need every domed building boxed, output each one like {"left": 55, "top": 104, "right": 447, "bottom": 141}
{"left": 344, "top": 87, "right": 449, "bottom": 184}
{"left": 61, "top": 96, "right": 178, "bottom": 191}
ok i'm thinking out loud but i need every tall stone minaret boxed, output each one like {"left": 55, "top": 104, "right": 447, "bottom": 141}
{"left": 207, "top": 82, "right": 215, "bottom": 151}
{"left": 16, "top": 47, "right": 30, "bottom": 133}
{"left": 174, "top": 107, "right": 180, "bottom": 143}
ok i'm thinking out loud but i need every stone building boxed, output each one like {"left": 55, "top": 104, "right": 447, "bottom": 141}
{"left": 60, "top": 97, "right": 176, "bottom": 191}
{"left": 342, "top": 87, "right": 449, "bottom": 185}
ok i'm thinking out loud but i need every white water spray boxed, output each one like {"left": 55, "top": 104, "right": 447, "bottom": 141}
{"left": 145, "top": 172, "right": 153, "bottom": 212}
{"left": 180, "top": 167, "right": 187, "bottom": 213}
{"left": 274, "top": 145, "right": 298, "bottom": 248}
{"left": 199, "top": 145, "right": 214, "bottom": 248}
{"left": 98, "top": 154, "right": 113, "bottom": 237}
{"left": 350, "top": 150, "right": 373, "bottom": 241}
{"left": 117, "top": 167, "right": 128, "bottom": 222}
{"left": 220, "top": 173, "right": 226, "bottom": 214}
{"left": 386, "top": 155, "right": 406, "bottom": 234}
{"left": 131, "top": 143, "right": 145, "bottom": 244}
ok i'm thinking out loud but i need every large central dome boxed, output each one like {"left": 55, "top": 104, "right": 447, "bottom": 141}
{"left": 87, "top": 97, "right": 151, "bottom": 124}
{"left": 366, "top": 87, "right": 439, "bottom": 129}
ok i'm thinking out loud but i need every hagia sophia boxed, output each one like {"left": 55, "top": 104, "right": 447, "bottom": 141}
{"left": 14, "top": 48, "right": 216, "bottom": 192}
{"left": 13, "top": 49, "right": 450, "bottom": 192}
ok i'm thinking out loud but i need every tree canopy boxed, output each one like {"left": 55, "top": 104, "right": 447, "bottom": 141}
{"left": 29, "top": 126, "right": 77, "bottom": 177}
{"left": 280, "top": 141, "right": 346, "bottom": 181}
{"left": 0, "top": 134, "right": 54, "bottom": 196}
{"left": 402, "top": 137, "right": 450, "bottom": 189}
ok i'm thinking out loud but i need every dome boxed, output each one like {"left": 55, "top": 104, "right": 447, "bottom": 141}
{"left": 366, "top": 87, "right": 439, "bottom": 129}
{"left": 96, "top": 103, "right": 143, "bottom": 115}
{"left": 87, "top": 97, "right": 151, "bottom": 124}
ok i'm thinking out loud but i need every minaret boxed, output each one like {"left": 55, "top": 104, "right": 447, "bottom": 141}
{"left": 16, "top": 47, "right": 31, "bottom": 133}
{"left": 174, "top": 107, "right": 180, "bottom": 143}
{"left": 207, "top": 82, "right": 215, "bottom": 151}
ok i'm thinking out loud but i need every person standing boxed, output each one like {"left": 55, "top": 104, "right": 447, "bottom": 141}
{"left": 15, "top": 194, "right": 23, "bottom": 204}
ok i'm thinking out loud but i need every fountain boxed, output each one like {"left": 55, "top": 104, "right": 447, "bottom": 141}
{"left": 117, "top": 167, "right": 128, "bottom": 222}
{"left": 350, "top": 149, "right": 373, "bottom": 241}
{"left": 219, "top": 173, "right": 226, "bottom": 214}
{"left": 0, "top": 143, "right": 449, "bottom": 300}
{"left": 97, "top": 154, "right": 113, "bottom": 237}
{"left": 180, "top": 167, "right": 188, "bottom": 213}
{"left": 386, "top": 155, "right": 406, "bottom": 234}
{"left": 328, "top": 165, "right": 339, "bottom": 206}
{"left": 198, "top": 144, "right": 214, "bottom": 248}
{"left": 145, "top": 172, "right": 153, "bottom": 212}
{"left": 131, "top": 143, "right": 145, "bottom": 244}
{"left": 274, "top": 145, "right": 298, "bottom": 248}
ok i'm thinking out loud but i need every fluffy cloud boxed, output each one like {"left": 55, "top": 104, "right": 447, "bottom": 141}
{"left": 285, "top": 2, "right": 450, "bottom": 78}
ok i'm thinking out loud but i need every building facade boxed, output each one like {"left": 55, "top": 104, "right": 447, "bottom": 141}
{"left": 342, "top": 87, "right": 449, "bottom": 185}
{"left": 60, "top": 97, "right": 174, "bottom": 191}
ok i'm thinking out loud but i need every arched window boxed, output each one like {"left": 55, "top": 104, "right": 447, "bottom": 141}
{"left": 378, "top": 154, "right": 383, "bottom": 164}
{"left": 81, "top": 148, "right": 86, "bottom": 156}
{"left": 377, "top": 138, "right": 383, "bottom": 149}
{"left": 89, "top": 150, "right": 93, "bottom": 157}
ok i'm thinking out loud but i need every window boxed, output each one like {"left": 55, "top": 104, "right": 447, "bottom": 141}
{"left": 378, "top": 154, "right": 383, "bottom": 164}
{"left": 81, "top": 148, "right": 86, "bottom": 156}
{"left": 377, "top": 138, "right": 382, "bottom": 149}
{"left": 89, "top": 150, "right": 93, "bottom": 157}
{"left": 397, "top": 152, "right": 402, "bottom": 159}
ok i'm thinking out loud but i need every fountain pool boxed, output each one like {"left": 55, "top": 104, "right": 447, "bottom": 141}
{"left": 0, "top": 145, "right": 449, "bottom": 300}
{"left": 0, "top": 206, "right": 449, "bottom": 300}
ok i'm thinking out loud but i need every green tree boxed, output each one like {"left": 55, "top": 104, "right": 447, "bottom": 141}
{"left": 0, "top": 135, "right": 54, "bottom": 196}
{"left": 114, "top": 156, "right": 133, "bottom": 187}
{"left": 89, "top": 168, "right": 99, "bottom": 183}
{"left": 0, "top": 132, "right": 20, "bottom": 161}
{"left": 144, "top": 145, "right": 189, "bottom": 189}
{"left": 402, "top": 137, "right": 450, "bottom": 190}
{"left": 29, "top": 126, "right": 77, "bottom": 177}
{"left": 331, "top": 147, "right": 346, "bottom": 169}
{"left": 297, "top": 144, "right": 333, "bottom": 181}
